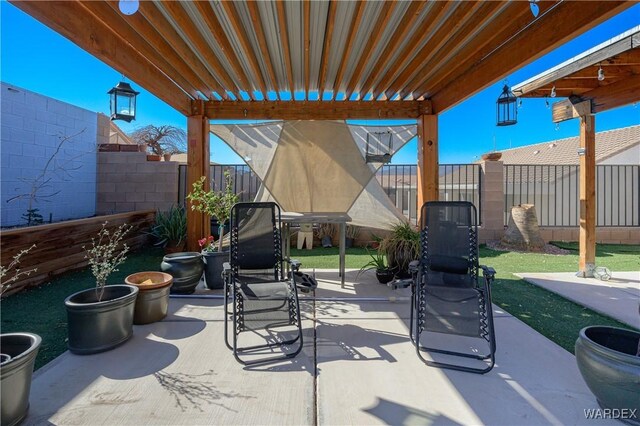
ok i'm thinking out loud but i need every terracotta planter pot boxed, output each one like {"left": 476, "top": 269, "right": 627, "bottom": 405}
{"left": 125, "top": 272, "right": 173, "bottom": 324}
{"left": 575, "top": 326, "right": 640, "bottom": 422}
{"left": 147, "top": 154, "right": 161, "bottom": 162}
{"left": 0, "top": 333, "right": 41, "bottom": 426}
{"left": 161, "top": 252, "right": 203, "bottom": 294}
{"left": 163, "top": 153, "right": 172, "bottom": 162}
{"left": 65, "top": 285, "right": 139, "bottom": 354}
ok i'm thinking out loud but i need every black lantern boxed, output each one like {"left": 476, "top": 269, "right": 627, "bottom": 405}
{"left": 108, "top": 81, "right": 139, "bottom": 122}
{"left": 496, "top": 84, "right": 517, "bottom": 126}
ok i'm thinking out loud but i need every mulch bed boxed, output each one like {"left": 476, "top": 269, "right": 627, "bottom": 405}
{"left": 486, "top": 240, "right": 571, "bottom": 255}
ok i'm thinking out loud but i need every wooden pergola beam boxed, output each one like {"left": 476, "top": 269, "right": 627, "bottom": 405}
{"left": 9, "top": 0, "right": 191, "bottom": 115}
{"left": 317, "top": 0, "right": 337, "bottom": 99}
{"left": 136, "top": 1, "right": 226, "bottom": 100}
{"left": 417, "top": 115, "right": 439, "bottom": 214}
{"left": 331, "top": 0, "right": 365, "bottom": 100}
{"left": 192, "top": 1, "right": 256, "bottom": 100}
{"left": 387, "top": 0, "right": 484, "bottom": 100}
{"left": 578, "top": 114, "right": 596, "bottom": 277}
{"left": 371, "top": 1, "right": 453, "bottom": 100}
{"left": 276, "top": 1, "right": 295, "bottom": 95}
{"left": 344, "top": 1, "right": 396, "bottom": 100}
{"left": 199, "top": 100, "right": 431, "bottom": 120}
{"left": 186, "top": 104, "right": 211, "bottom": 252}
{"left": 246, "top": 1, "right": 279, "bottom": 99}
{"left": 359, "top": 1, "right": 427, "bottom": 98}
{"left": 218, "top": 1, "right": 268, "bottom": 96}
{"left": 159, "top": 1, "right": 239, "bottom": 100}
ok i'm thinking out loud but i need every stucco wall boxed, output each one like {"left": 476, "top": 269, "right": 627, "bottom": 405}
{"left": 1, "top": 83, "right": 97, "bottom": 226}
{"left": 599, "top": 144, "right": 640, "bottom": 165}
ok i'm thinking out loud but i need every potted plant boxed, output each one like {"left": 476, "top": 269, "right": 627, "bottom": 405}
{"left": 357, "top": 249, "right": 394, "bottom": 284}
{"left": 187, "top": 171, "right": 239, "bottom": 290}
{"left": 124, "top": 271, "right": 173, "bottom": 324}
{"left": 346, "top": 225, "right": 360, "bottom": 249}
{"left": 149, "top": 205, "right": 187, "bottom": 253}
{"left": 380, "top": 222, "right": 420, "bottom": 279}
{"left": 575, "top": 326, "right": 640, "bottom": 416}
{"left": 1, "top": 245, "right": 41, "bottom": 426}
{"left": 64, "top": 222, "right": 139, "bottom": 354}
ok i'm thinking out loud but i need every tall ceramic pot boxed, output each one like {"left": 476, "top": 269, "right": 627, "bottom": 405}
{"left": 161, "top": 252, "right": 203, "bottom": 294}
{"left": 124, "top": 272, "right": 173, "bottom": 325}
{"left": 575, "top": 326, "right": 640, "bottom": 424}
{"left": 202, "top": 250, "right": 228, "bottom": 290}
{"left": 65, "top": 285, "right": 139, "bottom": 355}
{"left": 1, "top": 333, "right": 41, "bottom": 426}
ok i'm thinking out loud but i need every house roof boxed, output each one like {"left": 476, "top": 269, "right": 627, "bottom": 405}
{"left": 495, "top": 124, "right": 640, "bottom": 165}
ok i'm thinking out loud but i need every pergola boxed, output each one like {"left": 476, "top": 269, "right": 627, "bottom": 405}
{"left": 10, "top": 0, "right": 632, "bottom": 251}
{"left": 513, "top": 26, "right": 640, "bottom": 276}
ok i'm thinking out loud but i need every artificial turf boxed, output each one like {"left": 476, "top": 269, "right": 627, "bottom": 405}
{"left": 1, "top": 243, "right": 637, "bottom": 369}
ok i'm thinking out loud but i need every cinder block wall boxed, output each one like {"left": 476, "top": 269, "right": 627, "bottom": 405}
{"left": 1, "top": 82, "right": 97, "bottom": 226}
{"left": 96, "top": 152, "right": 178, "bottom": 214}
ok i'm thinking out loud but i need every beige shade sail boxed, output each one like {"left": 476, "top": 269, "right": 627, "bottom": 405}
{"left": 210, "top": 120, "right": 416, "bottom": 229}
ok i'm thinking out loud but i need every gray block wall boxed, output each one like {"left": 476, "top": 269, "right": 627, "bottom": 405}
{"left": 96, "top": 152, "right": 179, "bottom": 214}
{"left": 1, "top": 83, "right": 97, "bottom": 226}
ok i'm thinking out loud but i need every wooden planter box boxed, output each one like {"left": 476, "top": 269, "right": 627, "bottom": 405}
{"left": 0, "top": 211, "right": 155, "bottom": 296}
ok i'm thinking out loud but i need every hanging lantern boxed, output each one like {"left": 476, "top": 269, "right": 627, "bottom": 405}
{"left": 496, "top": 85, "right": 517, "bottom": 126}
{"left": 108, "top": 81, "right": 139, "bottom": 122}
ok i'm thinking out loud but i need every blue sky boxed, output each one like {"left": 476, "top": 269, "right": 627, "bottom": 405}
{"left": 2, "top": 2, "right": 638, "bottom": 164}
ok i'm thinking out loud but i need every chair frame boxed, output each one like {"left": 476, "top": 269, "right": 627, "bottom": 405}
{"left": 223, "top": 202, "right": 303, "bottom": 365}
{"left": 409, "top": 201, "right": 497, "bottom": 374}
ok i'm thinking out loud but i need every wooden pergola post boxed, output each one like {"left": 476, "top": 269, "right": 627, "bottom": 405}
{"left": 186, "top": 102, "right": 210, "bottom": 252}
{"left": 578, "top": 113, "right": 596, "bottom": 277}
{"left": 417, "top": 114, "right": 438, "bottom": 222}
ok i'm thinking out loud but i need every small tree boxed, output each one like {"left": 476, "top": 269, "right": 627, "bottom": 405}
{"left": 129, "top": 125, "right": 186, "bottom": 156}
{"left": 84, "top": 222, "right": 132, "bottom": 301}
{"left": 6, "top": 129, "right": 87, "bottom": 226}
{"left": 0, "top": 244, "right": 37, "bottom": 296}
{"left": 187, "top": 171, "right": 239, "bottom": 252}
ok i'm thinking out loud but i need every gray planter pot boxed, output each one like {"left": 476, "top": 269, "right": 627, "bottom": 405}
{"left": 125, "top": 272, "right": 173, "bottom": 325}
{"left": 575, "top": 326, "right": 640, "bottom": 425}
{"left": 65, "top": 285, "right": 139, "bottom": 355}
{"left": 1, "top": 333, "right": 42, "bottom": 426}
{"left": 161, "top": 252, "right": 203, "bottom": 294}
{"left": 202, "top": 250, "right": 228, "bottom": 290}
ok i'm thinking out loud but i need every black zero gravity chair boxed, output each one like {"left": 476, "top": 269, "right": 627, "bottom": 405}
{"left": 409, "top": 201, "right": 497, "bottom": 374}
{"left": 223, "top": 202, "right": 303, "bottom": 365}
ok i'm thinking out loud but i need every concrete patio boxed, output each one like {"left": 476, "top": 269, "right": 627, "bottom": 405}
{"left": 25, "top": 270, "right": 614, "bottom": 425}
{"left": 518, "top": 271, "right": 640, "bottom": 329}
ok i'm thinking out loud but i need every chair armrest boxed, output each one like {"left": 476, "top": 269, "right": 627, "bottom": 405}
{"left": 288, "top": 259, "right": 301, "bottom": 272}
{"left": 408, "top": 260, "right": 420, "bottom": 274}
{"left": 480, "top": 265, "right": 496, "bottom": 281}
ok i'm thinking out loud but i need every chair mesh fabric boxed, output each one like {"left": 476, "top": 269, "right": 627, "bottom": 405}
{"left": 420, "top": 202, "right": 483, "bottom": 338}
{"left": 231, "top": 203, "right": 295, "bottom": 332}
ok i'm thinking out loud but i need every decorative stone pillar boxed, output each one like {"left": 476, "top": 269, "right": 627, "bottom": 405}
{"left": 479, "top": 160, "right": 505, "bottom": 242}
